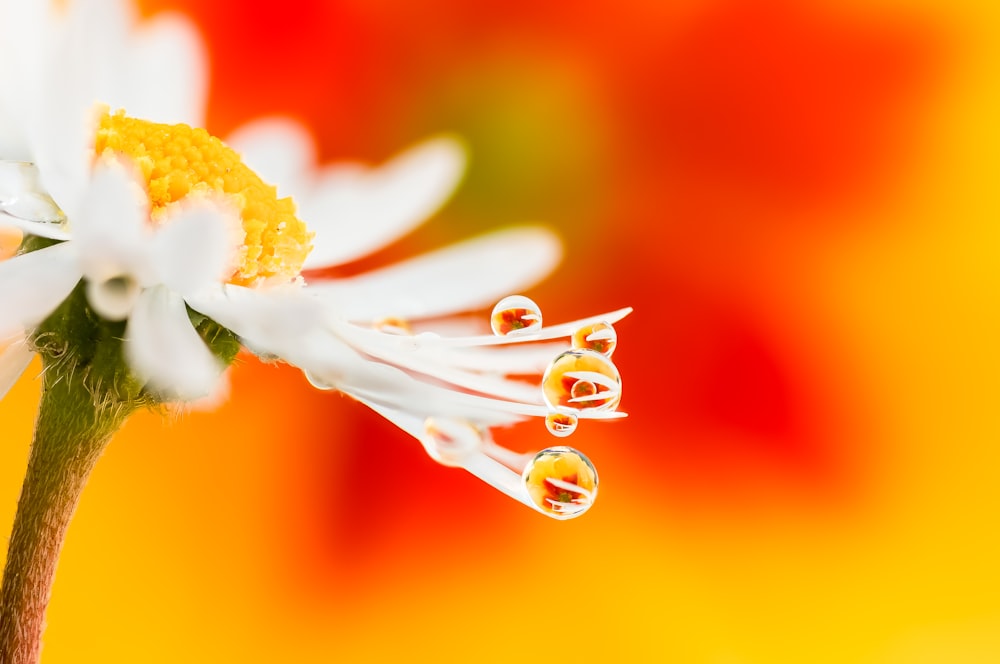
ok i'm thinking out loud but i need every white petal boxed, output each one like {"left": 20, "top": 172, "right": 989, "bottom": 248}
{"left": 360, "top": 398, "right": 536, "bottom": 508}
{"left": 225, "top": 117, "right": 314, "bottom": 199}
{"left": 119, "top": 12, "right": 208, "bottom": 126}
{"left": 185, "top": 284, "right": 328, "bottom": 366}
{"left": 419, "top": 342, "right": 568, "bottom": 374}
{"left": 0, "top": 242, "right": 80, "bottom": 336}
{"left": 1, "top": 216, "right": 71, "bottom": 242}
{"left": 73, "top": 162, "right": 152, "bottom": 285}
{"left": 328, "top": 319, "right": 544, "bottom": 404}
{"left": 125, "top": 285, "right": 223, "bottom": 400}
{"left": 315, "top": 350, "right": 625, "bottom": 422}
{"left": 0, "top": 336, "right": 34, "bottom": 402}
{"left": 306, "top": 226, "right": 562, "bottom": 321}
{"left": 85, "top": 272, "right": 142, "bottom": 321}
{"left": 29, "top": 3, "right": 105, "bottom": 215}
{"left": 411, "top": 308, "right": 634, "bottom": 348}
{"left": 0, "top": 2, "right": 52, "bottom": 160}
{"left": 151, "top": 202, "right": 240, "bottom": 297}
{"left": 303, "top": 135, "right": 466, "bottom": 268}
{"left": 173, "top": 368, "right": 232, "bottom": 413}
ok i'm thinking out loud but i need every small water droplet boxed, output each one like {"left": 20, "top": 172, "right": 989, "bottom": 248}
{"left": 572, "top": 321, "right": 617, "bottom": 356}
{"left": 545, "top": 411, "right": 579, "bottom": 437}
{"left": 542, "top": 349, "right": 622, "bottom": 412}
{"left": 423, "top": 417, "right": 484, "bottom": 467}
{"left": 373, "top": 316, "right": 412, "bottom": 336}
{"left": 522, "top": 446, "right": 598, "bottom": 519}
{"left": 490, "top": 295, "right": 542, "bottom": 336}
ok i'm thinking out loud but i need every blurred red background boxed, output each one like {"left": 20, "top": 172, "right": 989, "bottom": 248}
{"left": 3, "top": 0, "right": 1000, "bottom": 661}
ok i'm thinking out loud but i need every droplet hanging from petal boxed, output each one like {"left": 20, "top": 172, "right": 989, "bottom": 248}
{"left": 423, "top": 417, "right": 484, "bottom": 467}
{"left": 542, "top": 349, "right": 622, "bottom": 412}
{"left": 490, "top": 295, "right": 542, "bottom": 336}
{"left": 545, "top": 410, "right": 579, "bottom": 437}
{"left": 572, "top": 321, "right": 617, "bottom": 356}
{"left": 522, "top": 446, "right": 598, "bottom": 519}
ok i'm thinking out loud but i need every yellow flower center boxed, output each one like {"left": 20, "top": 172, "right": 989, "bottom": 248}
{"left": 94, "top": 110, "right": 312, "bottom": 287}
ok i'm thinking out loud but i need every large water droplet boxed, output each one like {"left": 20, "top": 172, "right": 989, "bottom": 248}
{"left": 490, "top": 295, "right": 542, "bottom": 336}
{"left": 542, "top": 349, "right": 622, "bottom": 412}
{"left": 545, "top": 410, "right": 579, "bottom": 437}
{"left": 423, "top": 417, "right": 484, "bottom": 467}
{"left": 522, "top": 446, "right": 598, "bottom": 519}
{"left": 572, "top": 321, "right": 617, "bottom": 356}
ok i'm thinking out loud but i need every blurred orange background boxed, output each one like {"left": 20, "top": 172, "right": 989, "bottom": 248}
{"left": 3, "top": 0, "right": 1000, "bottom": 661}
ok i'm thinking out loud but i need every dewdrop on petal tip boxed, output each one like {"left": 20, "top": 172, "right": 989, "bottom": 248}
{"left": 542, "top": 348, "right": 622, "bottom": 412}
{"left": 572, "top": 320, "right": 617, "bottom": 356}
{"left": 490, "top": 294, "right": 542, "bottom": 336}
{"left": 422, "top": 417, "right": 485, "bottom": 467}
{"left": 544, "top": 410, "right": 579, "bottom": 438}
{"left": 522, "top": 446, "right": 598, "bottom": 519}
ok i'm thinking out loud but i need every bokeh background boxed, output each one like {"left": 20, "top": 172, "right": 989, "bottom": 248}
{"left": 3, "top": 0, "right": 1000, "bottom": 661}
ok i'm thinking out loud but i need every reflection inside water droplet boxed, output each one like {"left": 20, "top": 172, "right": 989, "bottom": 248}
{"left": 545, "top": 411, "right": 579, "bottom": 437}
{"left": 423, "top": 417, "right": 484, "bottom": 467}
{"left": 572, "top": 321, "right": 617, "bottom": 356}
{"left": 522, "top": 446, "right": 598, "bottom": 519}
{"left": 490, "top": 295, "right": 542, "bottom": 336}
{"left": 542, "top": 349, "right": 622, "bottom": 412}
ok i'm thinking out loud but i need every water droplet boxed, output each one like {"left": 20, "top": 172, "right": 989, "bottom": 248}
{"left": 373, "top": 316, "right": 412, "bottom": 336}
{"left": 572, "top": 321, "right": 617, "bottom": 356}
{"left": 545, "top": 411, "right": 579, "bottom": 437}
{"left": 490, "top": 295, "right": 542, "bottom": 336}
{"left": 522, "top": 446, "right": 598, "bottom": 519}
{"left": 423, "top": 417, "right": 484, "bottom": 467}
{"left": 542, "top": 349, "right": 622, "bottom": 412}
{"left": 305, "top": 371, "right": 335, "bottom": 390}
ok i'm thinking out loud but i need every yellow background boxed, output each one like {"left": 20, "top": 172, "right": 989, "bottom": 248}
{"left": 3, "top": 0, "right": 1000, "bottom": 661}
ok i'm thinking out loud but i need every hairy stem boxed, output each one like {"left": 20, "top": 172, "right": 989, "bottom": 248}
{"left": 0, "top": 368, "right": 132, "bottom": 664}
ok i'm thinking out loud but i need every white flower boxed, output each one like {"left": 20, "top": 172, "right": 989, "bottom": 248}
{"left": 207, "top": 121, "right": 632, "bottom": 517}
{"left": 1, "top": 159, "right": 243, "bottom": 398}
{"left": 0, "top": 0, "right": 205, "bottom": 161}
{"left": 0, "top": 0, "right": 631, "bottom": 516}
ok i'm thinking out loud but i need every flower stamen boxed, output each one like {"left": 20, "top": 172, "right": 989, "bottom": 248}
{"left": 94, "top": 109, "right": 313, "bottom": 287}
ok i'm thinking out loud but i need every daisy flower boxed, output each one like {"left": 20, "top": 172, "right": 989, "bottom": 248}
{"left": 220, "top": 120, "right": 632, "bottom": 517}
{"left": 0, "top": 0, "right": 631, "bottom": 520}
{"left": 0, "top": 1, "right": 630, "bottom": 660}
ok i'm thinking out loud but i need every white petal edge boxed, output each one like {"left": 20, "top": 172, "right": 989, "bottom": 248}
{"left": 121, "top": 12, "right": 208, "bottom": 127}
{"left": 319, "top": 353, "right": 626, "bottom": 422}
{"left": 125, "top": 285, "right": 223, "bottom": 400}
{"left": 29, "top": 2, "right": 105, "bottom": 217}
{"left": 225, "top": 117, "right": 315, "bottom": 199}
{"left": 151, "top": 201, "right": 241, "bottom": 297}
{"left": 185, "top": 284, "right": 329, "bottom": 368}
{"left": 0, "top": 215, "right": 70, "bottom": 241}
{"left": 305, "top": 226, "right": 562, "bottom": 322}
{"left": 329, "top": 318, "right": 545, "bottom": 404}
{"left": 0, "top": 242, "right": 80, "bottom": 337}
{"left": 0, "top": 336, "right": 34, "bottom": 402}
{"left": 303, "top": 135, "right": 467, "bottom": 269}
{"left": 407, "top": 308, "right": 634, "bottom": 348}
{"left": 73, "top": 161, "right": 152, "bottom": 284}
{"left": 360, "top": 398, "right": 538, "bottom": 510}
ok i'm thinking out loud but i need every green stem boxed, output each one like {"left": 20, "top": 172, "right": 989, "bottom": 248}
{"left": 0, "top": 367, "right": 134, "bottom": 664}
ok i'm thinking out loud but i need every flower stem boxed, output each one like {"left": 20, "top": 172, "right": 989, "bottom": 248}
{"left": 0, "top": 367, "right": 133, "bottom": 664}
